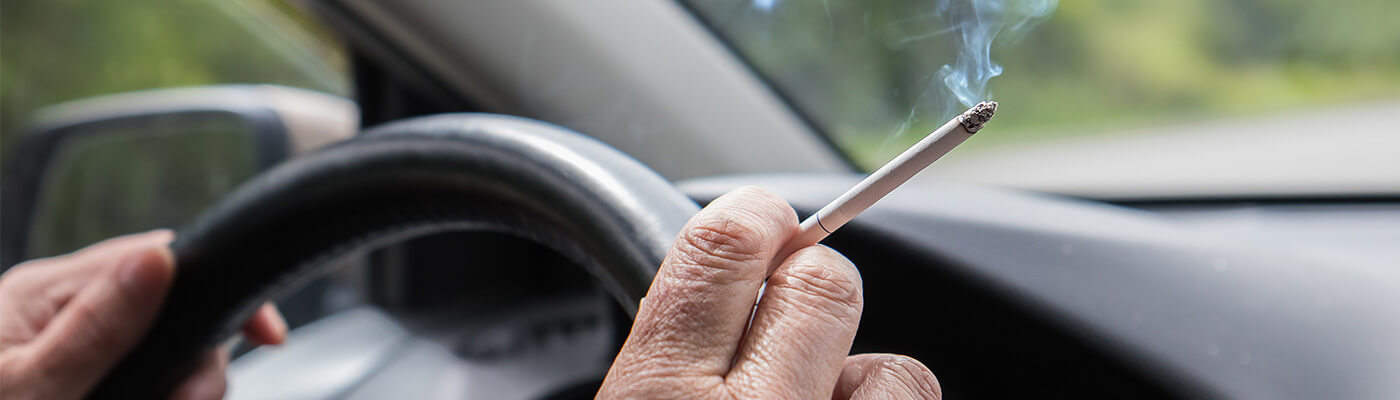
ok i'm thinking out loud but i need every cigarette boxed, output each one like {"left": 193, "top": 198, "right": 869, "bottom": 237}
{"left": 769, "top": 101, "right": 997, "bottom": 274}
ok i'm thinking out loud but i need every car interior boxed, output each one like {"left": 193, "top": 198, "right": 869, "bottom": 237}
{"left": 2, "top": 1, "right": 1397, "bottom": 399}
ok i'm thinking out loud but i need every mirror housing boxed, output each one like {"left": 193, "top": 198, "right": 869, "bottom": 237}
{"left": 1, "top": 85, "right": 357, "bottom": 269}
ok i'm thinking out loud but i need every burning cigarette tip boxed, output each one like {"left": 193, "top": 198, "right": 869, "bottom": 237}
{"left": 958, "top": 101, "right": 998, "bottom": 133}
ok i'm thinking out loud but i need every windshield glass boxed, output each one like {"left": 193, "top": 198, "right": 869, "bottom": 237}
{"left": 683, "top": 0, "right": 1400, "bottom": 198}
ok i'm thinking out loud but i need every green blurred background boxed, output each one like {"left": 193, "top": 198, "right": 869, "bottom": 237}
{"left": 0, "top": 0, "right": 347, "bottom": 158}
{"left": 4, "top": 0, "right": 1399, "bottom": 169}
{"left": 689, "top": 0, "right": 1400, "bottom": 168}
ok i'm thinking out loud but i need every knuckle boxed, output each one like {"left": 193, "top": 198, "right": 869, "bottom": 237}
{"left": 784, "top": 262, "right": 862, "bottom": 305}
{"left": 0, "top": 261, "right": 45, "bottom": 286}
{"left": 63, "top": 301, "right": 124, "bottom": 361}
{"left": 666, "top": 185, "right": 797, "bottom": 276}
{"left": 772, "top": 251, "right": 863, "bottom": 309}
{"left": 676, "top": 217, "right": 770, "bottom": 267}
{"left": 1, "top": 255, "right": 83, "bottom": 294}
{"left": 0, "top": 271, "right": 29, "bottom": 294}
{"left": 875, "top": 355, "right": 942, "bottom": 400}
{"left": 0, "top": 265, "right": 53, "bottom": 300}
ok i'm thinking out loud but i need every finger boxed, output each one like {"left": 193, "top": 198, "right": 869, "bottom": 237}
{"left": 26, "top": 237, "right": 176, "bottom": 398}
{"left": 169, "top": 349, "right": 229, "bottom": 400}
{"left": 50, "top": 229, "right": 176, "bottom": 276}
{"left": 611, "top": 187, "right": 797, "bottom": 377}
{"left": 728, "top": 245, "right": 864, "bottom": 398}
{"left": 834, "top": 354, "right": 942, "bottom": 400}
{"left": 0, "top": 229, "right": 174, "bottom": 300}
{"left": 241, "top": 302, "right": 288, "bottom": 346}
{"left": 69, "top": 229, "right": 176, "bottom": 262}
{"left": 0, "top": 260, "right": 95, "bottom": 345}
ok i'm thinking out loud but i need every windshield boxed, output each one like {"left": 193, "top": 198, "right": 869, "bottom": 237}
{"left": 683, "top": 0, "right": 1400, "bottom": 198}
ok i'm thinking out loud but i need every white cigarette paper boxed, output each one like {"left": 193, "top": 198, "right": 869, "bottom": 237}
{"left": 769, "top": 101, "right": 997, "bottom": 273}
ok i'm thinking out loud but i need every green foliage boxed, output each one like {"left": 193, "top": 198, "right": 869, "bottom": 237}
{"left": 689, "top": 0, "right": 1400, "bottom": 168}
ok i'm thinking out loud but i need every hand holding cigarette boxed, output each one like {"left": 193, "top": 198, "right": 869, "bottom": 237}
{"left": 601, "top": 102, "right": 993, "bottom": 398}
{"left": 600, "top": 188, "right": 941, "bottom": 399}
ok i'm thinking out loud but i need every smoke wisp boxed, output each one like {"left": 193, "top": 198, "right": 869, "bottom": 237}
{"left": 933, "top": 0, "right": 1057, "bottom": 107}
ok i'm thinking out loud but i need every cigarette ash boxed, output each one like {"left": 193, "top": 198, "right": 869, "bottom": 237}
{"left": 958, "top": 101, "right": 998, "bottom": 133}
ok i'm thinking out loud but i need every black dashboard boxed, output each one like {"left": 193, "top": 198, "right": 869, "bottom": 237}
{"left": 682, "top": 175, "right": 1400, "bottom": 400}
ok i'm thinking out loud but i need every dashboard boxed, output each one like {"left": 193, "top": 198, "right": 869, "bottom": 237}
{"left": 684, "top": 175, "right": 1400, "bottom": 400}
{"left": 223, "top": 170, "right": 1400, "bottom": 400}
{"left": 1139, "top": 202, "right": 1400, "bottom": 271}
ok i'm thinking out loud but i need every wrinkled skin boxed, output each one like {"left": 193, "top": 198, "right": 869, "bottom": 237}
{"left": 600, "top": 187, "right": 941, "bottom": 400}
{"left": 0, "top": 230, "right": 287, "bottom": 400}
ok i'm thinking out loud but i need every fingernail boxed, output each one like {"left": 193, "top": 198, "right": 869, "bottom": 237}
{"left": 118, "top": 246, "right": 173, "bottom": 292}
{"left": 144, "top": 228, "right": 176, "bottom": 245}
{"left": 267, "top": 306, "right": 289, "bottom": 343}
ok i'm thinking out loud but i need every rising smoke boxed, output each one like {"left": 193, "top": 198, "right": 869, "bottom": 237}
{"left": 933, "top": 0, "right": 1057, "bottom": 107}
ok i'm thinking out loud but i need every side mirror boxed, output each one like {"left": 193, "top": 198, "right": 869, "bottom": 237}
{"left": 1, "top": 85, "right": 357, "bottom": 269}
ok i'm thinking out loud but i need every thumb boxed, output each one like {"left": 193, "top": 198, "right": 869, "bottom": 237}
{"left": 26, "top": 233, "right": 175, "bottom": 398}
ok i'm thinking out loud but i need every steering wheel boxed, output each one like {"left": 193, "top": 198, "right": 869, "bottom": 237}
{"left": 86, "top": 114, "right": 700, "bottom": 399}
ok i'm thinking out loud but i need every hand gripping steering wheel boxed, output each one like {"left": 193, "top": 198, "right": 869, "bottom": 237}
{"left": 86, "top": 114, "right": 700, "bottom": 399}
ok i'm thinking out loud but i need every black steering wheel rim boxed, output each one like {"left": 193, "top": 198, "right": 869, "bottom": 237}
{"left": 88, "top": 114, "right": 699, "bottom": 399}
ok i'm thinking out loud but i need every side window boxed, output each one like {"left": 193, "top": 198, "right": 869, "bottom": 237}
{"left": 26, "top": 115, "right": 263, "bottom": 257}
{"left": 1, "top": 0, "right": 357, "bottom": 335}
{"left": 0, "top": 0, "right": 348, "bottom": 155}
{"left": 3, "top": 0, "right": 349, "bottom": 257}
